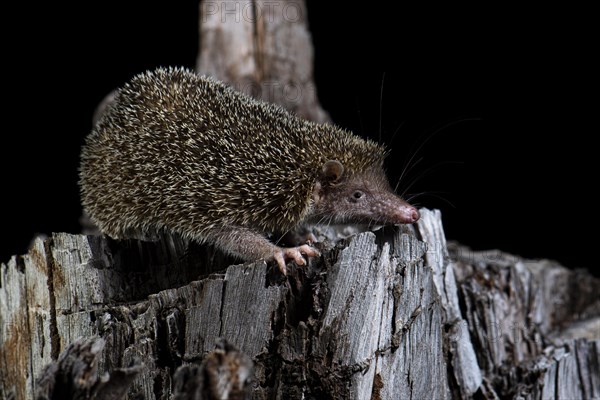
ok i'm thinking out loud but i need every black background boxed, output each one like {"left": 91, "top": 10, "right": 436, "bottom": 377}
{"left": 1, "top": 3, "right": 595, "bottom": 275}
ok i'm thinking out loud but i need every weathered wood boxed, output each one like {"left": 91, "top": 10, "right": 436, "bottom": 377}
{"left": 35, "top": 337, "right": 142, "bottom": 400}
{"left": 2, "top": 209, "right": 598, "bottom": 399}
{"left": 197, "top": 0, "right": 330, "bottom": 123}
{"left": 448, "top": 242, "right": 600, "bottom": 399}
{"left": 0, "top": 212, "right": 441, "bottom": 398}
{"left": 418, "top": 209, "right": 482, "bottom": 398}
{"left": 173, "top": 339, "right": 253, "bottom": 400}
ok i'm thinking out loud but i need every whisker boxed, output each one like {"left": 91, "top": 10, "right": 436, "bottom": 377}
{"left": 355, "top": 97, "right": 364, "bottom": 137}
{"left": 394, "top": 156, "right": 424, "bottom": 193}
{"left": 405, "top": 190, "right": 451, "bottom": 202}
{"left": 379, "top": 72, "right": 386, "bottom": 145}
{"left": 410, "top": 192, "right": 456, "bottom": 209}
{"left": 406, "top": 191, "right": 455, "bottom": 207}
{"left": 388, "top": 120, "right": 406, "bottom": 148}
{"left": 399, "top": 161, "right": 463, "bottom": 198}
{"left": 325, "top": 215, "right": 333, "bottom": 229}
{"left": 405, "top": 191, "right": 429, "bottom": 203}
{"left": 427, "top": 193, "right": 456, "bottom": 208}
{"left": 273, "top": 227, "right": 293, "bottom": 246}
{"left": 395, "top": 117, "right": 480, "bottom": 190}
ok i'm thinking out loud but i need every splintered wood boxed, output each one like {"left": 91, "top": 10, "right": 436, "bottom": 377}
{"left": 1, "top": 210, "right": 598, "bottom": 399}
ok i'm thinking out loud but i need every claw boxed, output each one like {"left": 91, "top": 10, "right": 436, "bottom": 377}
{"left": 274, "top": 252, "right": 287, "bottom": 275}
{"left": 304, "top": 233, "right": 318, "bottom": 245}
{"left": 272, "top": 245, "right": 320, "bottom": 275}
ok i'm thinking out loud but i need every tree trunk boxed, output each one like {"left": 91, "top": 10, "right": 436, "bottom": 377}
{"left": 2, "top": 1, "right": 599, "bottom": 399}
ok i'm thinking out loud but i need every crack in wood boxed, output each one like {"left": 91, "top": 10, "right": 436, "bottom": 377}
{"left": 42, "top": 239, "right": 60, "bottom": 361}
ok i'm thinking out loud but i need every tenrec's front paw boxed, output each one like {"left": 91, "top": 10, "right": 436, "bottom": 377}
{"left": 272, "top": 245, "right": 320, "bottom": 275}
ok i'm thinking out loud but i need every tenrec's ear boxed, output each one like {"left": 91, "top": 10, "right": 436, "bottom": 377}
{"left": 321, "top": 160, "right": 344, "bottom": 184}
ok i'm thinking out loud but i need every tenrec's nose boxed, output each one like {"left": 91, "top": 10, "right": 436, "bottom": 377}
{"left": 409, "top": 207, "right": 420, "bottom": 223}
{"left": 395, "top": 205, "right": 420, "bottom": 224}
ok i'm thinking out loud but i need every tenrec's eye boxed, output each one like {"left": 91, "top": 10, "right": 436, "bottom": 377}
{"left": 352, "top": 191, "right": 364, "bottom": 200}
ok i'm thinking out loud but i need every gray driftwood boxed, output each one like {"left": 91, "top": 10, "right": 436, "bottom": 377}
{"left": 1, "top": 209, "right": 599, "bottom": 399}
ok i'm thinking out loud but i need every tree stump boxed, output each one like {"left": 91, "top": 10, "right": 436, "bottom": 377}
{"left": 1, "top": 210, "right": 599, "bottom": 399}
